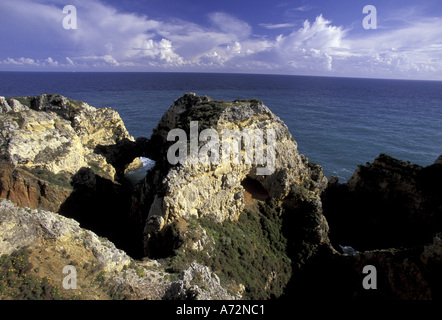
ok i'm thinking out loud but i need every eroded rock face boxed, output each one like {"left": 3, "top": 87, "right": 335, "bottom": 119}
{"left": 164, "top": 262, "right": 240, "bottom": 300}
{"left": 0, "top": 162, "right": 72, "bottom": 213}
{"left": 0, "top": 199, "right": 130, "bottom": 272}
{"left": 303, "top": 153, "right": 442, "bottom": 301}
{"left": 0, "top": 199, "right": 239, "bottom": 300}
{"left": 322, "top": 153, "right": 442, "bottom": 251}
{"left": 0, "top": 94, "right": 142, "bottom": 212}
{"left": 3, "top": 92, "right": 439, "bottom": 300}
{"left": 132, "top": 93, "right": 328, "bottom": 257}
{"left": 0, "top": 199, "right": 166, "bottom": 299}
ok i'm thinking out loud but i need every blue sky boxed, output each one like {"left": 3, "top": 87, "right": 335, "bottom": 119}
{"left": 1, "top": 0, "right": 442, "bottom": 79}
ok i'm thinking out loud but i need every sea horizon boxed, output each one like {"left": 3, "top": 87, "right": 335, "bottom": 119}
{"left": 3, "top": 70, "right": 442, "bottom": 83}
{"left": 1, "top": 71, "right": 441, "bottom": 181}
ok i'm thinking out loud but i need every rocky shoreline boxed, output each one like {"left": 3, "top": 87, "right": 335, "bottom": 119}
{"left": 0, "top": 93, "right": 441, "bottom": 300}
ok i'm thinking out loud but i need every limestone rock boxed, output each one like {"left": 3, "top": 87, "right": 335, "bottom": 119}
{"left": 0, "top": 198, "right": 130, "bottom": 273}
{"left": 0, "top": 94, "right": 142, "bottom": 212}
{"left": 0, "top": 97, "right": 29, "bottom": 113}
{"left": 133, "top": 93, "right": 328, "bottom": 256}
{"left": 163, "top": 262, "right": 240, "bottom": 300}
{"left": 1, "top": 108, "right": 88, "bottom": 175}
{"left": 0, "top": 199, "right": 235, "bottom": 300}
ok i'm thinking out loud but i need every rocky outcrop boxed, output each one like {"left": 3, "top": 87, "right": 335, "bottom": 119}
{"left": 0, "top": 198, "right": 131, "bottom": 272}
{"left": 0, "top": 94, "right": 148, "bottom": 258}
{"left": 0, "top": 198, "right": 159, "bottom": 299}
{"left": 132, "top": 93, "right": 328, "bottom": 257}
{"left": 0, "top": 94, "right": 141, "bottom": 182}
{"left": 322, "top": 153, "right": 442, "bottom": 251}
{"left": 299, "top": 153, "right": 442, "bottom": 301}
{"left": 164, "top": 262, "right": 240, "bottom": 300}
{"left": 2, "top": 92, "right": 441, "bottom": 301}
{"left": 0, "top": 198, "right": 238, "bottom": 300}
{"left": 0, "top": 94, "right": 145, "bottom": 246}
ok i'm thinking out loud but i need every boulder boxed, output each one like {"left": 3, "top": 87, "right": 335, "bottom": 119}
{"left": 163, "top": 262, "right": 240, "bottom": 300}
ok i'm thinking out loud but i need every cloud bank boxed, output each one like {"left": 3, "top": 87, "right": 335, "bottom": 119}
{"left": 1, "top": 0, "right": 442, "bottom": 79}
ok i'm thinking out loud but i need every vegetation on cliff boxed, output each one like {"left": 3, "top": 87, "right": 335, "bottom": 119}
{"left": 162, "top": 199, "right": 292, "bottom": 299}
{"left": 0, "top": 248, "right": 65, "bottom": 300}
{"left": 1, "top": 93, "right": 441, "bottom": 301}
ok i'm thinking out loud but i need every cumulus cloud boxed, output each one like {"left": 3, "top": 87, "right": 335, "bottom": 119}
{"left": 262, "top": 15, "right": 347, "bottom": 73}
{"left": 2, "top": 57, "right": 38, "bottom": 66}
{"left": 1, "top": 0, "right": 442, "bottom": 79}
{"left": 132, "top": 38, "right": 186, "bottom": 66}
{"left": 334, "top": 17, "right": 442, "bottom": 78}
{"left": 1, "top": 56, "right": 66, "bottom": 68}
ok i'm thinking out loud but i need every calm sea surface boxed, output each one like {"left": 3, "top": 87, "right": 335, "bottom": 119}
{"left": 1, "top": 72, "right": 441, "bottom": 181}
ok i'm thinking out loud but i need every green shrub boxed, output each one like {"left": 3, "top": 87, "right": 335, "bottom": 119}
{"left": 95, "top": 271, "right": 107, "bottom": 285}
{"left": 0, "top": 249, "right": 63, "bottom": 300}
{"left": 249, "top": 98, "right": 263, "bottom": 107}
{"left": 178, "top": 100, "right": 229, "bottom": 132}
{"left": 20, "top": 166, "right": 72, "bottom": 190}
{"left": 163, "top": 200, "right": 292, "bottom": 300}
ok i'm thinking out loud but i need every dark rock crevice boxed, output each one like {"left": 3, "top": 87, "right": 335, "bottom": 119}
{"left": 3, "top": 93, "right": 442, "bottom": 300}
{"left": 58, "top": 167, "right": 145, "bottom": 259}
{"left": 322, "top": 153, "right": 442, "bottom": 252}
{"left": 302, "top": 153, "right": 442, "bottom": 301}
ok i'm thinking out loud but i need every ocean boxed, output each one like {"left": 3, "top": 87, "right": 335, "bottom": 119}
{"left": 1, "top": 71, "right": 441, "bottom": 181}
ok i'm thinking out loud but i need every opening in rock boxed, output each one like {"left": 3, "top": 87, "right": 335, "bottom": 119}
{"left": 124, "top": 157, "right": 155, "bottom": 185}
{"left": 59, "top": 167, "right": 145, "bottom": 259}
{"left": 241, "top": 176, "right": 270, "bottom": 204}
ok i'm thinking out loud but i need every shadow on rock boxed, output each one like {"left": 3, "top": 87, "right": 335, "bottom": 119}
{"left": 59, "top": 167, "right": 145, "bottom": 259}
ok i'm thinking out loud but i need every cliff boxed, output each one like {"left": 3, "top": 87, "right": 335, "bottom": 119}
{"left": 0, "top": 198, "right": 237, "bottom": 300}
{"left": 132, "top": 93, "right": 329, "bottom": 260}
{"left": 0, "top": 94, "right": 240, "bottom": 300}
{"left": 0, "top": 94, "right": 142, "bottom": 213}
{"left": 312, "top": 153, "right": 442, "bottom": 300}
{"left": 1, "top": 93, "right": 441, "bottom": 301}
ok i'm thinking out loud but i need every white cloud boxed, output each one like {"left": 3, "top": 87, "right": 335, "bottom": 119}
{"left": 45, "top": 57, "right": 59, "bottom": 66}
{"left": 1, "top": 0, "right": 442, "bottom": 79}
{"left": 208, "top": 12, "right": 252, "bottom": 40}
{"left": 66, "top": 57, "right": 75, "bottom": 66}
{"left": 1, "top": 57, "right": 62, "bottom": 67}
{"left": 72, "top": 55, "right": 138, "bottom": 68}
{"left": 335, "top": 17, "right": 442, "bottom": 78}
{"left": 292, "top": 5, "right": 315, "bottom": 12}
{"left": 259, "top": 23, "right": 297, "bottom": 30}
{"left": 2, "top": 57, "right": 37, "bottom": 66}
{"left": 132, "top": 38, "right": 186, "bottom": 66}
{"left": 267, "top": 15, "right": 347, "bottom": 73}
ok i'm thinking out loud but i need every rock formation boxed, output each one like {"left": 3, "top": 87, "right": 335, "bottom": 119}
{"left": 0, "top": 198, "right": 238, "bottom": 300}
{"left": 131, "top": 93, "right": 328, "bottom": 257}
{"left": 322, "top": 153, "right": 442, "bottom": 251}
{"left": 306, "top": 153, "right": 442, "bottom": 301}
{"left": 0, "top": 94, "right": 142, "bottom": 212}
{"left": 0, "top": 94, "right": 147, "bottom": 258}
{"left": 164, "top": 262, "right": 240, "bottom": 300}
{"left": 1, "top": 93, "right": 441, "bottom": 301}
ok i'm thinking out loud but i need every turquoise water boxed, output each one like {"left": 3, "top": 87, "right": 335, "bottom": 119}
{"left": 1, "top": 72, "right": 441, "bottom": 180}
